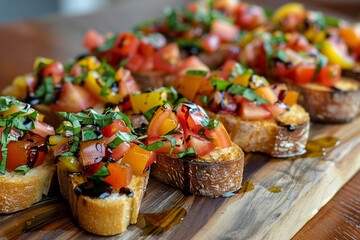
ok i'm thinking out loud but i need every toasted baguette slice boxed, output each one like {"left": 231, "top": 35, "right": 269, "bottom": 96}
{"left": 342, "top": 64, "right": 360, "bottom": 81}
{"left": 133, "top": 71, "right": 177, "bottom": 91}
{"left": 150, "top": 143, "right": 244, "bottom": 198}
{"left": 208, "top": 104, "right": 310, "bottom": 157}
{"left": 57, "top": 166, "right": 149, "bottom": 236}
{"left": 0, "top": 157, "right": 55, "bottom": 213}
{"left": 284, "top": 78, "right": 360, "bottom": 123}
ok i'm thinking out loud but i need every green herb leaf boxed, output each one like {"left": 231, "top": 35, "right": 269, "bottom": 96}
{"left": 211, "top": 78, "right": 231, "bottom": 91}
{"left": 186, "top": 70, "right": 208, "bottom": 77}
{"left": 82, "top": 129, "right": 102, "bottom": 141}
{"left": 178, "top": 147, "right": 196, "bottom": 158}
{"left": 162, "top": 135, "right": 177, "bottom": 155}
{"left": 89, "top": 162, "right": 110, "bottom": 182}
{"left": 107, "top": 132, "right": 137, "bottom": 149}
{"left": 146, "top": 140, "right": 165, "bottom": 151}
{"left": 227, "top": 85, "right": 268, "bottom": 104}
{"left": 96, "top": 35, "right": 117, "bottom": 54}
{"left": 14, "top": 165, "right": 30, "bottom": 175}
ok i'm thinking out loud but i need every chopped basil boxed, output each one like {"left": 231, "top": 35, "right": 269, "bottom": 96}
{"left": 146, "top": 33, "right": 167, "bottom": 49}
{"left": 273, "top": 49, "right": 288, "bottom": 62}
{"left": 143, "top": 106, "right": 159, "bottom": 122}
{"left": 263, "top": 7, "right": 273, "bottom": 19}
{"left": 211, "top": 78, "right": 231, "bottom": 91}
{"left": 178, "top": 147, "right": 196, "bottom": 158}
{"left": 34, "top": 77, "right": 55, "bottom": 105}
{"left": 324, "top": 16, "right": 339, "bottom": 27}
{"left": 162, "top": 135, "right": 177, "bottom": 155}
{"left": 206, "top": 119, "right": 219, "bottom": 130}
{"left": 164, "top": 8, "right": 191, "bottom": 32}
{"left": 186, "top": 70, "right": 208, "bottom": 77}
{"left": 175, "top": 38, "right": 202, "bottom": 49}
{"left": 82, "top": 129, "right": 102, "bottom": 141}
{"left": 229, "top": 63, "right": 249, "bottom": 81}
{"left": 107, "top": 132, "right": 137, "bottom": 149}
{"left": 96, "top": 35, "right": 117, "bottom": 54}
{"left": 14, "top": 165, "right": 30, "bottom": 175}
{"left": 200, "top": 95, "right": 208, "bottom": 106}
{"left": 228, "top": 85, "right": 268, "bottom": 105}
{"left": 313, "top": 54, "right": 328, "bottom": 81}
{"left": 89, "top": 162, "right": 110, "bottom": 182}
{"left": 146, "top": 140, "right": 165, "bottom": 151}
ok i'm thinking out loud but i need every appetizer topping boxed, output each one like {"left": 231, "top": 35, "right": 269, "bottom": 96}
{"left": 143, "top": 102, "right": 232, "bottom": 158}
{"left": 53, "top": 109, "right": 155, "bottom": 197}
{"left": 8, "top": 56, "right": 139, "bottom": 112}
{"left": 175, "top": 60, "right": 298, "bottom": 121}
{"left": 0, "top": 97, "right": 54, "bottom": 174}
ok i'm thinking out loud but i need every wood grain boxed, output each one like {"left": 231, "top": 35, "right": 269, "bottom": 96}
{"left": 0, "top": 120, "right": 359, "bottom": 239}
{"left": 0, "top": 0, "right": 359, "bottom": 239}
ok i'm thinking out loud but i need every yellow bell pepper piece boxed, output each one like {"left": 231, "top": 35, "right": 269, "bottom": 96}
{"left": 283, "top": 90, "right": 299, "bottom": 107}
{"left": 76, "top": 56, "right": 100, "bottom": 71}
{"left": 232, "top": 73, "right": 252, "bottom": 87}
{"left": 130, "top": 90, "right": 167, "bottom": 114}
{"left": 175, "top": 74, "right": 204, "bottom": 101}
{"left": 57, "top": 156, "right": 82, "bottom": 172}
{"left": 321, "top": 40, "right": 354, "bottom": 69}
{"left": 272, "top": 3, "right": 304, "bottom": 23}
{"left": 33, "top": 57, "right": 54, "bottom": 71}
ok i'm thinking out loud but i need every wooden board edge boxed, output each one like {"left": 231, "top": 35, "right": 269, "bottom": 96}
{"left": 261, "top": 153, "right": 360, "bottom": 240}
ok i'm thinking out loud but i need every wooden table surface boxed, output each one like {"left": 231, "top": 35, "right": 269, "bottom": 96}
{"left": 0, "top": 0, "right": 359, "bottom": 239}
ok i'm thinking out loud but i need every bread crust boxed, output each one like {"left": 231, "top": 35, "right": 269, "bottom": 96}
{"left": 208, "top": 104, "right": 310, "bottom": 157}
{"left": 57, "top": 166, "right": 149, "bottom": 236}
{"left": 133, "top": 72, "right": 176, "bottom": 91}
{"left": 285, "top": 78, "right": 360, "bottom": 123}
{"left": 150, "top": 143, "right": 244, "bottom": 198}
{"left": 0, "top": 157, "right": 55, "bottom": 214}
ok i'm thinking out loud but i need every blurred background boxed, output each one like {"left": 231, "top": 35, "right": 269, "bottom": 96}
{"left": 0, "top": 0, "right": 359, "bottom": 24}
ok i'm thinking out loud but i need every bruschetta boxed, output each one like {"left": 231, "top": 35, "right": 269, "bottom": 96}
{"left": 50, "top": 109, "right": 155, "bottom": 236}
{"left": 3, "top": 56, "right": 139, "bottom": 125}
{"left": 240, "top": 31, "right": 360, "bottom": 122}
{"left": 141, "top": 102, "right": 244, "bottom": 197}
{"left": 0, "top": 97, "right": 55, "bottom": 213}
{"left": 174, "top": 60, "right": 310, "bottom": 157}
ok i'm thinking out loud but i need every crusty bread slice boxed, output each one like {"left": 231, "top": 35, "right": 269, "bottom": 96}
{"left": 0, "top": 157, "right": 55, "bottom": 214}
{"left": 57, "top": 166, "right": 149, "bottom": 236}
{"left": 342, "top": 64, "right": 360, "bottom": 81}
{"left": 284, "top": 78, "right": 360, "bottom": 123}
{"left": 133, "top": 71, "right": 177, "bottom": 91}
{"left": 150, "top": 143, "right": 244, "bottom": 198}
{"left": 208, "top": 104, "right": 310, "bottom": 157}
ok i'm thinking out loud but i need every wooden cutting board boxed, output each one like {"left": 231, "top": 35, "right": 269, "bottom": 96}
{"left": 1, "top": 119, "right": 359, "bottom": 240}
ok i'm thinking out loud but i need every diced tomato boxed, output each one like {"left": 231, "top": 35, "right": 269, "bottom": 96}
{"left": 264, "top": 102, "right": 288, "bottom": 117}
{"left": 122, "top": 144, "right": 154, "bottom": 175}
{"left": 210, "top": 19, "right": 239, "bottom": 42}
{"left": 100, "top": 120, "right": 130, "bottom": 138}
{"left": 153, "top": 43, "right": 181, "bottom": 73}
{"left": 217, "top": 60, "right": 238, "bottom": 80}
{"left": 78, "top": 139, "right": 106, "bottom": 166}
{"left": 138, "top": 40, "right": 155, "bottom": 57}
{"left": 274, "top": 62, "right": 294, "bottom": 79}
{"left": 339, "top": 27, "right": 360, "bottom": 49}
{"left": 235, "top": 3, "right": 265, "bottom": 30}
{"left": 239, "top": 100, "right": 272, "bottom": 120}
{"left": 214, "top": 0, "right": 238, "bottom": 14}
{"left": 200, "top": 34, "right": 220, "bottom": 53}
{"left": 83, "top": 29, "right": 105, "bottom": 51}
{"left": 111, "top": 142, "right": 131, "bottom": 161}
{"left": 5, "top": 135, "right": 47, "bottom": 171}
{"left": 146, "top": 134, "right": 185, "bottom": 154}
{"left": 290, "top": 64, "right": 316, "bottom": 84}
{"left": 126, "top": 53, "right": 145, "bottom": 72}
{"left": 147, "top": 105, "right": 178, "bottom": 137}
{"left": 138, "top": 56, "right": 154, "bottom": 71}
{"left": 70, "top": 64, "right": 83, "bottom": 78}
{"left": 112, "top": 32, "right": 139, "bottom": 57}
{"left": 186, "top": 2, "right": 199, "bottom": 13}
{"left": 286, "top": 33, "right": 315, "bottom": 52}
{"left": 316, "top": 64, "right": 341, "bottom": 87}
{"left": 177, "top": 56, "right": 209, "bottom": 76}
{"left": 31, "top": 120, "right": 55, "bottom": 138}
{"left": 176, "top": 103, "right": 208, "bottom": 133}
{"left": 93, "top": 162, "right": 132, "bottom": 189}
{"left": 185, "top": 134, "right": 215, "bottom": 157}
{"left": 52, "top": 81, "right": 97, "bottom": 112}
{"left": 204, "top": 122, "right": 232, "bottom": 149}
{"left": 42, "top": 62, "right": 64, "bottom": 85}
{"left": 116, "top": 68, "right": 140, "bottom": 100}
